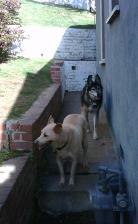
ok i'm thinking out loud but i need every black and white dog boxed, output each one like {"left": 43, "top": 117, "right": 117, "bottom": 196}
{"left": 81, "top": 74, "right": 103, "bottom": 139}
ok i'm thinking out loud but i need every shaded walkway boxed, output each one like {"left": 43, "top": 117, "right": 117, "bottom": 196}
{"left": 57, "top": 91, "right": 119, "bottom": 172}
{"left": 34, "top": 91, "right": 119, "bottom": 223}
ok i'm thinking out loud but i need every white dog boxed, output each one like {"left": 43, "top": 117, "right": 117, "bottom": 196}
{"left": 35, "top": 114, "right": 88, "bottom": 186}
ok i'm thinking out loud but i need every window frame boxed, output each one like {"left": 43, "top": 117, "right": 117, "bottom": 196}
{"left": 106, "top": 0, "right": 120, "bottom": 24}
{"left": 99, "top": 0, "right": 106, "bottom": 65}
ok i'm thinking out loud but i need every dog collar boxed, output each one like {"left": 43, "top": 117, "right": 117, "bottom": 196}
{"left": 56, "top": 140, "right": 68, "bottom": 151}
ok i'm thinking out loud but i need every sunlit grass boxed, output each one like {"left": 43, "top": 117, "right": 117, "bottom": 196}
{"left": 0, "top": 0, "right": 95, "bottom": 119}
{"left": 0, "top": 58, "right": 52, "bottom": 119}
{"left": 19, "top": 0, "right": 95, "bottom": 27}
{"left": 0, "top": 150, "right": 27, "bottom": 165}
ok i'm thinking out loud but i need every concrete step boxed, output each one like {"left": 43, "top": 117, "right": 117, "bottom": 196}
{"left": 35, "top": 211, "right": 95, "bottom": 224}
{"left": 41, "top": 145, "right": 119, "bottom": 175}
{"left": 37, "top": 174, "right": 98, "bottom": 215}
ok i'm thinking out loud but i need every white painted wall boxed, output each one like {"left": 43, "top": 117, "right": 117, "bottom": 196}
{"left": 12, "top": 26, "right": 96, "bottom": 92}
{"left": 54, "top": 28, "right": 96, "bottom": 61}
{"left": 12, "top": 27, "right": 96, "bottom": 61}
{"left": 62, "top": 61, "right": 96, "bottom": 91}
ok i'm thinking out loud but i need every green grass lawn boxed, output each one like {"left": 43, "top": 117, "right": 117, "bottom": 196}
{"left": 0, "top": 58, "right": 52, "bottom": 119}
{"left": 0, "top": 0, "right": 95, "bottom": 119}
{"left": 19, "top": 0, "right": 95, "bottom": 27}
{"left": 0, "top": 150, "right": 28, "bottom": 165}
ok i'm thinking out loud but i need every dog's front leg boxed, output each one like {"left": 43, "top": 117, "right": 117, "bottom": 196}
{"left": 86, "top": 112, "right": 90, "bottom": 133}
{"left": 69, "top": 159, "right": 77, "bottom": 185}
{"left": 56, "top": 157, "right": 65, "bottom": 185}
{"left": 93, "top": 112, "right": 98, "bottom": 139}
{"left": 82, "top": 129, "right": 88, "bottom": 167}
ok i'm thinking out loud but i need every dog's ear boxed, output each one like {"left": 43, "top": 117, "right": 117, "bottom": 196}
{"left": 87, "top": 75, "right": 92, "bottom": 83}
{"left": 95, "top": 74, "right": 101, "bottom": 85}
{"left": 47, "top": 115, "right": 54, "bottom": 124}
{"left": 53, "top": 123, "right": 62, "bottom": 134}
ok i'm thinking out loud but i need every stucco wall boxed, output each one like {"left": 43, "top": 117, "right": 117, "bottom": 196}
{"left": 96, "top": 0, "right": 138, "bottom": 222}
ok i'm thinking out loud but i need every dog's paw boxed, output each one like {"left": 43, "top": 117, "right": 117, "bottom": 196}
{"left": 69, "top": 179, "right": 74, "bottom": 186}
{"left": 83, "top": 159, "right": 88, "bottom": 168}
{"left": 59, "top": 179, "right": 65, "bottom": 186}
{"left": 93, "top": 133, "right": 98, "bottom": 140}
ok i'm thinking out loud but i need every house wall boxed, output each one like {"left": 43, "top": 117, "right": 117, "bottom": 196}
{"left": 96, "top": 0, "right": 138, "bottom": 222}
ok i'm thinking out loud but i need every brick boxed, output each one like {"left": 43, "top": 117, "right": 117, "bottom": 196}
{"left": 21, "top": 133, "right": 32, "bottom": 141}
{"left": 0, "top": 142, "right": 7, "bottom": 150}
{"left": 51, "top": 74, "right": 60, "bottom": 80}
{"left": 51, "top": 67, "right": 60, "bottom": 72}
{"left": 11, "top": 141, "right": 33, "bottom": 150}
{"left": 51, "top": 71, "right": 61, "bottom": 83}
{"left": 51, "top": 71, "right": 60, "bottom": 76}
{"left": 11, "top": 123, "right": 20, "bottom": 130}
{"left": 0, "top": 132, "right": 7, "bottom": 140}
{"left": 13, "top": 133, "right": 21, "bottom": 141}
{"left": 51, "top": 74, "right": 60, "bottom": 79}
{"left": 51, "top": 78, "right": 61, "bottom": 84}
{"left": 54, "top": 62, "right": 64, "bottom": 66}
{"left": 0, "top": 123, "right": 6, "bottom": 132}
{"left": 53, "top": 76, "right": 60, "bottom": 80}
{"left": 19, "top": 125, "right": 32, "bottom": 132}
{"left": 0, "top": 84, "right": 62, "bottom": 224}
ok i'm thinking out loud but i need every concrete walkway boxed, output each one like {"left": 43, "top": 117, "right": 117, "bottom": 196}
{"left": 58, "top": 91, "right": 118, "bottom": 169}
{"left": 35, "top": 91, "right": 119, "bottom": 224}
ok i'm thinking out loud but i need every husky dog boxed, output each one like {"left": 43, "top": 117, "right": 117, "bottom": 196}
{"left": 35, "top": 114, "right": 88, "bottom": 186}
{"left": 81, "top": 74, "right": 103, "bottom": 139}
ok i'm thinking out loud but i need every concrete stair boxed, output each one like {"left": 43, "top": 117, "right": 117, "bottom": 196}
{"left": 34, "top": 92, "right": 119, "bottom": 224}
{"left": 37, "top": 173, "right": 99, "bottom": 215}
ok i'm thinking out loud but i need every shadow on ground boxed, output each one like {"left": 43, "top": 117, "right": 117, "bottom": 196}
{"left": 7, "top": 60, "right": 52, "bottom": 119}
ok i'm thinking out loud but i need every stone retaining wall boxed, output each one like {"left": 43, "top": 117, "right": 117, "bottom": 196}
{"left": 51, "top": 60, "right": 96, "bottom": 92}
{"left": 0, "top": 84, "right": 62, "bottom": 151}
{"left": 13, "top": 27, "right": 96, "bottom": 61}
{"left": 62, "top": 61, "right": 96, "bottom": 91}
{"left": 0, "top": 83, "right": 62, "bottom": 224}
{"left": 54, "top": 28, "right": 96, "bottom": 61}
{"left": 0, "top": 155, "right": 36, "bottom": 224}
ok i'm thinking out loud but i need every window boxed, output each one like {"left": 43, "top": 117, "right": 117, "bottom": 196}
{"left": 109, "top": 0, "right": 119, "bottom": 12}
{"left": 106, "top": 0, "right": 120, "bottom": 24}
{"left": 99, "top": 0, "right": 105, "bottom": 65}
